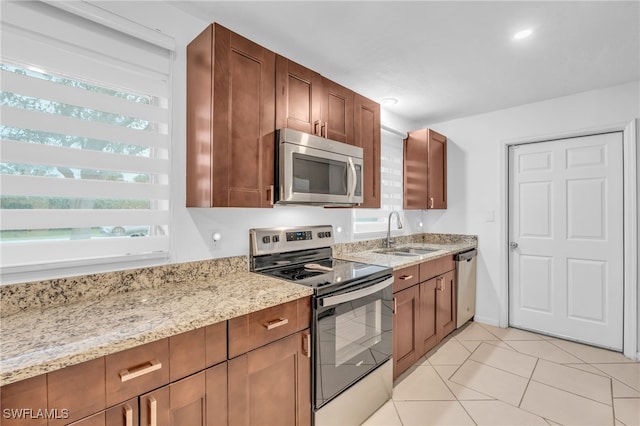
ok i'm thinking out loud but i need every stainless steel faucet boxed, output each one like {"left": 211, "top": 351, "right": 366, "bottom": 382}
{"left": 386, "top": 210, "right": 403, "bottom": 248}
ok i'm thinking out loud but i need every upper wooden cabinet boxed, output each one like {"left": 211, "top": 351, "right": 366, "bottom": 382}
{"left": 275, "top": 57, "right": 355, "bottom": 145}
{"left": 321, "top": 78, "right": 354, "bottom": 144}
{"left": 354, "top": 94, "right": 381, "bottom": 208}
{"left": 275, "top": 56, "right": 322, "bottom": 137}
{"left": 403, "top": 129, "right": 447, "bottom": 209}
{"left": 187, "top": 23, "right": 275, "bottom": 208}
{"left": 187, "top": 23, "right": 381, "bottom": 208}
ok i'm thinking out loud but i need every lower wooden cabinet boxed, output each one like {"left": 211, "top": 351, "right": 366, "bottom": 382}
{"left": 436, "top": 270, "right": 456, "bottom": 342}
{"left": 68, "top": 399, "right": 138, "bottom": 426}
{"left": 419, "top": 279, "right": 438, "bottom": 355}
{"left": 0, "top": 375, "right": 48, "bottom": 426}
{"left": 393, "top": 259, "right": 456, "bottom": 379}
{"left": 392, "top": 285, "right": 420, "bottom": 377}
{"left": 0, "top": 298, "right": 311, "bottom": 426}
{"left": 228, "top": 330, "right": 311, "bottom": 426}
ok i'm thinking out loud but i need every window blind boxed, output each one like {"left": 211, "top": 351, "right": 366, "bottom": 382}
{"left": 354, "top": 128, "right": 405, "bottom": 235}
{"left": 0, "top": 1, "right": 172, "bottom": 273}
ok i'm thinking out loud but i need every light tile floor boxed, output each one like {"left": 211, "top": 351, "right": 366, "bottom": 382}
{"left": 363, "top": 322, "right": 640, "bottom": 426}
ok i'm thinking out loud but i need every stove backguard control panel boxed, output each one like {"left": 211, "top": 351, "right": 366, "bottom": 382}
{"left": 250, "top": 225, "right": 335, "bottom": 256}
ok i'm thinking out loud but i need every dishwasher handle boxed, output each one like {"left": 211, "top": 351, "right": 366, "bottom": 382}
{"left": 454, "top": 249, "right": 477, "bottom": 262}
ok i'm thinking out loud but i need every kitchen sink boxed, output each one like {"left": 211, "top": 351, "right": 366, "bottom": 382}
{"left": 373, "top": 246, "right": 440, "bottom": 256}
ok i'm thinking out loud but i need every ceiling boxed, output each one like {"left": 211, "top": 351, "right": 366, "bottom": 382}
{"left": 172, "top": 1, "right": 640, "bottom": 125}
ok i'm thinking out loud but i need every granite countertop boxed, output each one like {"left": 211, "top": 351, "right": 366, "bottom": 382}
{"left": 336, "top": 241, "right": 477, "bottom": 270}
{"left": 0, "top": 272, "right": 313, "bottom": 386}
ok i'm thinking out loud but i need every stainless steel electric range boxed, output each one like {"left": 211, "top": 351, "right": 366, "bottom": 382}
{"left": 250, "top": 225, "right": 394, "bottom": 426}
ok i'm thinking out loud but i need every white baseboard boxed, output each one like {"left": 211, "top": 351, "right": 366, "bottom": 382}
{"left": 472, "top": 315, "right": 500, "bottom": 328}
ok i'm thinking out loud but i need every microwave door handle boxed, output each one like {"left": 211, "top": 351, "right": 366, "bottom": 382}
{"left": 319, "top": 277, "right": 393, "bottom": 307}
{"left": 347, "top": 157, "right": 357, "bottom": 200}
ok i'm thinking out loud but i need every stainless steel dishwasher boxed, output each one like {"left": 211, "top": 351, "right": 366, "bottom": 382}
{"left": 455, "top": 249, "right": 477, "bottom": 328}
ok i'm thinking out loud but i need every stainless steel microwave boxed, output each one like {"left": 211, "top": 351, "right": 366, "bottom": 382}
{"left": 274, "top": 128, "right": 363, "bottom": 206}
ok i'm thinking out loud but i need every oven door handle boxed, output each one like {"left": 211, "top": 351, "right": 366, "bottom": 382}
{"left": 318, "top": 277, "right": 393, "bottom": 307}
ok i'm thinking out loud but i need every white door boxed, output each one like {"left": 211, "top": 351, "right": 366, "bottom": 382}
{"left": 508, "top": 132, "right": 624, "bottom": 350}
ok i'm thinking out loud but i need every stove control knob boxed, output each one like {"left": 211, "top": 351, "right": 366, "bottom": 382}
{"left": 326, "top": 231, "right": 331, "bottom": 237}
{"left": 272, "top": 235, "right": 280, "bottom": 243}
{"left": 262, "top": 236, "right": 271, "bottom": 244}
{"left": 318, "top": 232, "right": 325, "bottom": 238}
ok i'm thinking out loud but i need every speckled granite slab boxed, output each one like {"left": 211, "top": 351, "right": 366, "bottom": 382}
{"left": 335, "top": 233, "right": 477, "bottom": 270}
{"left": 0, "top": 271, "right": 312, "bottom": 386}
{"left": 1, "top": 256, "right": 248, "bottom": 317}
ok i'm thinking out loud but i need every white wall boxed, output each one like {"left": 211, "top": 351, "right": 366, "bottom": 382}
{"left": 422, "top": 81, "right": 640, "bottom": 334}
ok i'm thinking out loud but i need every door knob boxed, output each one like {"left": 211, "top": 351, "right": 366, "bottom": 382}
{"left": 510, "top": 242, "right": 518, "bottom": 249}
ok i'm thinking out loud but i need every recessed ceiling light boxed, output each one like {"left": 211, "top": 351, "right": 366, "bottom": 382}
{"left": 513, "top": 29, "right": 533, "bottom": 40}
{"left": 380, "top": 97, "right": 398, "bottom": 106}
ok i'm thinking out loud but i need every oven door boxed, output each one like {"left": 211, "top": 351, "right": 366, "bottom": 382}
{"left": 279, "top": 142, "right": 363, "bottom": 205}
{"left": 313, "top": 275, "right": 393, "bottom": 409}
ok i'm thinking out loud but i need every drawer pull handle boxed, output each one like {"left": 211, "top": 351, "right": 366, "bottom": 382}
{"left": 149, "top": 396, "right": 157, "bottom": 426}
{"left": 265, "top": 318, "right": 289, "bottom": 330}
{"left": 399, "top": 274, "right": 413, "bottom": 280}
{"left": 119, "top": 359, "right": 162, "bottom": 382}
{"left": 303, "top": 331, "right": 311, "bottom": 358}
{"left": 123, "top": 404, "right": 133, "bottom": 426}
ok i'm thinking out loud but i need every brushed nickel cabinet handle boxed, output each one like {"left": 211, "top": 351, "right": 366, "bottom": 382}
{"left": 265, "top": 318, "right": 289, "bottom": 330}
{"left": 124, "top": 404, "right": 133, "bottom": 426}
{"left": 430, "top": 197, "right": 434, "bottom": 208}
{"left": 148, "top": 396, "right": 157, "bottom": 426}
{"left": 322, "top": 121, "right": 328, "bottom": 138}
{"left": 267, "top": 185, "right": 274, "bottom": 205}
{"left": 393, "top": 297, "right": 397, "bottom": 314}
{"left": 303, "top": 331, "right": 311, "bottom": 358}
{"left": 436, "top": 277, "right": 444, "bottom": 292}
{"left": 399, "top": 275, "right": 413, "bottom": 280}
{"left": 119, "top": 359, "right": 162, "bottom": 382}
{"left": 313, "top": 120, "right": 321, "bottom": 136}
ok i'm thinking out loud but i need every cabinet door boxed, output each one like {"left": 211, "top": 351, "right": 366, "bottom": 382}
{"left": 205, "top": 362, "right": 228, "bottom": 426}
{"left": 403, "top": 129, "right": 429, "bottom": 209}
{"left": 186, "top": 23, "right": 276, "bottom": 207}
{"left": 105, "top": 399, "right": 138, "bottom": 426}
{"left": 392, "top": 286, "right": 420, "bottom": 379}
{"left": 321, "top": 78, "right": 353, "bottom": 144}
{"left": 0, "top": 375, "right": 48, "bottom": 426}
{"left": 228, "top": 331, "right": 311, "bottom": 426}
{"left": 418, "top": 278, "right": 438, "bottom": 356}
{"left": 354, "top": 94, "right": 381, "bottom": 208}
{"left": 69, "top": 399, "right": 138, "bottom": 426}
{"left": 140, "top": 372, "right": 207, "bottom": 426}
{"left": 436, "top": 270, "right": 457, "bottom": 342}
{"left": 276, "top": 56, "right": 322, "bottom": 136}
{"left": 48, "top": 357, "right": 106, "bottom": 426}
{"left": 67, "top": 412, "right": 104, "bottom": 426}
{"left": 427, "top": 129, "right": 447, "bottom": 209}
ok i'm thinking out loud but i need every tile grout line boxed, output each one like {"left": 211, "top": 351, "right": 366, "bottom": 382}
{"left": 518, "top": 357, "right": 539, "bottom": 408}
{"left": 390, "top": 400, "right": 404, "bottom": 426}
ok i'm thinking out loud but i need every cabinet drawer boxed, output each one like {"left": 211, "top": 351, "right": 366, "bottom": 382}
{"left": 0, "top": 375, "right": 48, "bottom": 426}
{"left": 393, "top": 265, "right": 419, "bottom": 293}
{"left": 48, "top": 357, "right": 105, "bottom": 426}
{"left": 205, "top": 321, "right": 227, "bottom": 367}
{"left": 419, "top": 255, "right": 454, "bottom": 282}
{"left": 106, "top": 338, "right": 169, "bottom": 407}
{"left": 170, "top": 328, "right": 206, "bottom": 382}
{"left": 228, "top": 298, "right": 310, "bottom": 358}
